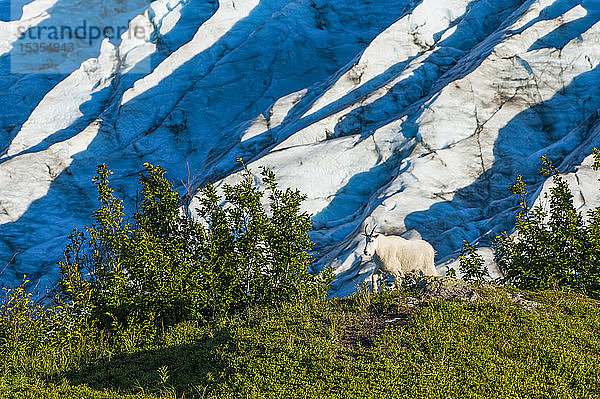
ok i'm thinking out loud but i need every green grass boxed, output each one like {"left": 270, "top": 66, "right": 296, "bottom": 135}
{"left": 2, "top": 287, "right": 600, "bottom": 398}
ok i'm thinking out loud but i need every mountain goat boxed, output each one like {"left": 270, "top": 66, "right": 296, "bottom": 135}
{"left": 363, "top": 225, "right": 437, "bottom": 293}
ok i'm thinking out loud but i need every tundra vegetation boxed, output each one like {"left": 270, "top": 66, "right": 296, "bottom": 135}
{"left": 1, "top": 157, "right": 600, "bottom": 398}
{"left": 460, "top": 150, "right": 600, "bottom": 299}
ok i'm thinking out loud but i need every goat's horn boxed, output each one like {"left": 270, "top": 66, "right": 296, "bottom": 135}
{"left": 370, "top": 225, "right": 377, "bottom": 236}
{"left": 364, "top": 224, "right": 369, "bottom": 236}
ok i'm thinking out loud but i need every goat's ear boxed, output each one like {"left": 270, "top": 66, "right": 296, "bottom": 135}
{"left": 373, "top": 233, "right": 380, "bottom": 238}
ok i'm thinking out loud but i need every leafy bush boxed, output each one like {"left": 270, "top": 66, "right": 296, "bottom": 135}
{"left": 0, "top": 278, "right": 45, "bottom": 357}
{"left": 0, "top": 277, "right": 94, "bottom": 372}
{"left": 458, "top": 241, "right": 489, "bottom": 284}
{"left": 493, "top": 151, "right": 600, "bottom": 298}
{"left": 58, "top": 161, "right": 332, "bottom": 337}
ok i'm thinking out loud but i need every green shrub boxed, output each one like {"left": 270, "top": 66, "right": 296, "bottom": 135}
{"left": 0, "top": 277, "right": 45, "bottom": 357}
{"left": 458, "top": 241, "right": 489, "bottom": 284}
{"left": 57, "top": 160, "right": 331, "bottom": 338}
{"left": 0, "top": 277, "right": 93, "bottom": 373}
{"left": 493, "top": 151, "right": 600, "bottom": 298}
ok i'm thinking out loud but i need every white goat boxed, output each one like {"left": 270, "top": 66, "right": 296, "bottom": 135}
{"left": 363, "top": 225, "right": 437, "bottom": 293}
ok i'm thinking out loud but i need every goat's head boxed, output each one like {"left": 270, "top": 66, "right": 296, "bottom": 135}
{"left": 363, "top": 224, "right": 379, "bottom": 256}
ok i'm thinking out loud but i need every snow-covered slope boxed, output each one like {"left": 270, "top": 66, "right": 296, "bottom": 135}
{"left": 1, "top": 0, "right": 599, "bottom": 296}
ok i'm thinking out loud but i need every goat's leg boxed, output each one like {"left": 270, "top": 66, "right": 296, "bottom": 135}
{"left": 372, "top": 270, "right": 379, "bottom": 294}
{"left": 393, "top": 272, "right": 403, "bottom": 291}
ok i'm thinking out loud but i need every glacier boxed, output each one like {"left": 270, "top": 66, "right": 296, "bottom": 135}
{"left": 0, "top": 0, "right": 599, "bottom": 297}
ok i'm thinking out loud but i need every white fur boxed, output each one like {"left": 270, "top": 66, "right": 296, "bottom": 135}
{"left": 364, "top": 234, "right": 437, "bottom": 293}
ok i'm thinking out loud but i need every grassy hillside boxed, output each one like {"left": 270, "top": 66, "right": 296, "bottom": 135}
{"left": 4, "top": 160, "right": 600, "bottom": 398}
{"left": 2, "top": 283, "right": 599, "bottom": 399}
